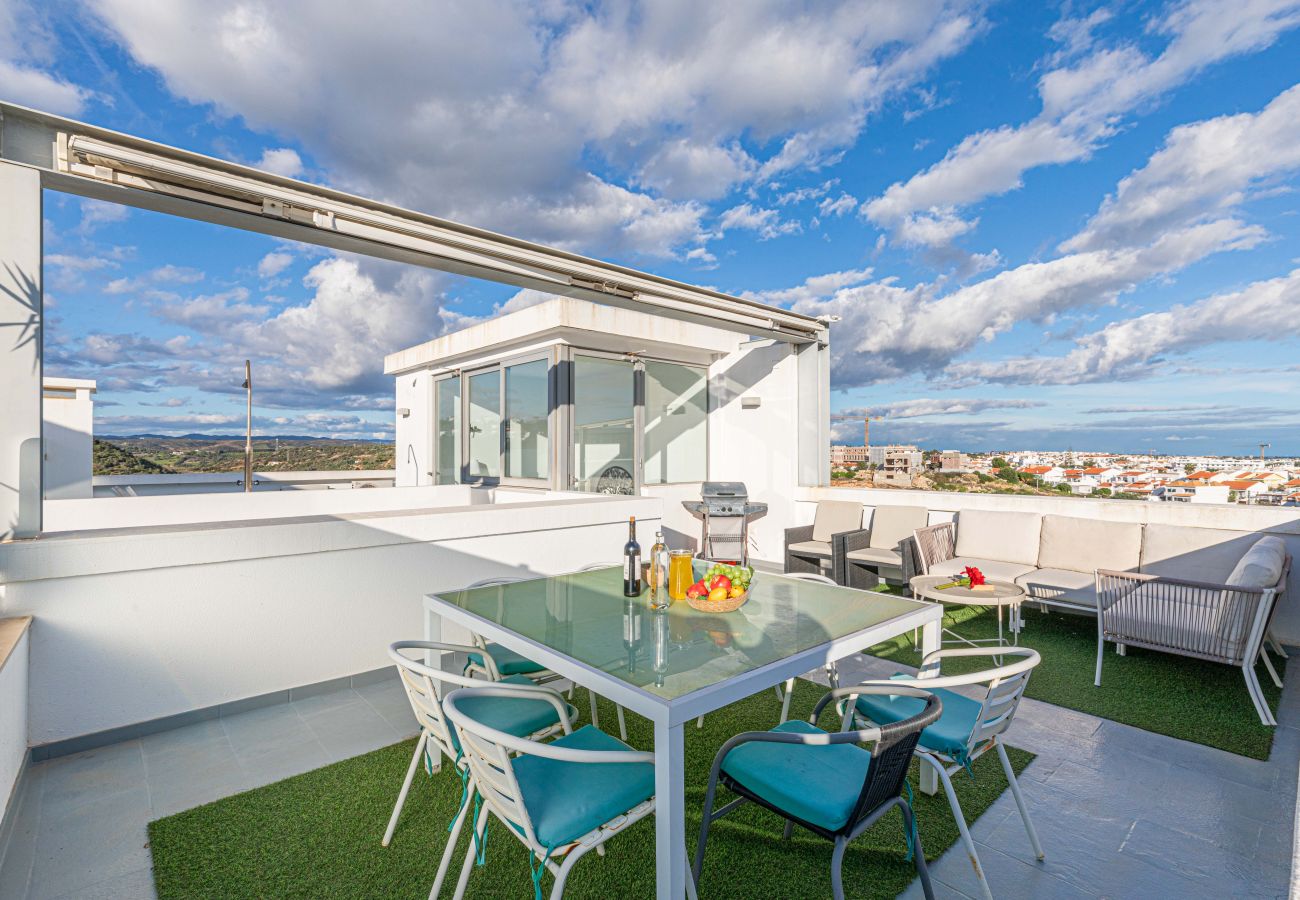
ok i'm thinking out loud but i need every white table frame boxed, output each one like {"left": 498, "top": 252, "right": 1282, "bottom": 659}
{"left": 424, "top": 571, "right": 943, "bottom": 900}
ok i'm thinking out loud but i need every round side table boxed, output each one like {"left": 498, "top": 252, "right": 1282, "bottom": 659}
{"left": 909, "top": 574, "right": 1028, "bottom": 651}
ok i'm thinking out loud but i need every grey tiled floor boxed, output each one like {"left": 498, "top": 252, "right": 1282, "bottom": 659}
{"left": 0, "top": 660, "right": 1296, "bottom": 898}
{"left": 0, "top": 677, "right": 416, "bottom": 900}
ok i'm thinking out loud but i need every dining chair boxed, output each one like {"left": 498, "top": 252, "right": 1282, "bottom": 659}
{"left": 383, "top": 642, "right": 576, "bottom": 899}
{"left": 462, "top": 577, "right": 564, "bottom": 685}
{"left": 691, "top": 570, "right": 841, "bottom": 730}
{"left": 576, "top": 562, "right": 634, "bottom": 740}
{"left": 442, "top": 684, "right": 657, "bottom": 900}
{"left": 773, "top": 571, "right": 841, "bottom": 722}
{"left": 694, "top": 684, "right": 943, "bottom": 900}
{"left": 850, "top": 647, "right": 1044, "bottom": 900}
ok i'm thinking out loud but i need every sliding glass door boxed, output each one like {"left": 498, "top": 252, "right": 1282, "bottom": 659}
{"left": 572, "top": 355, "right": 637, "bottom": 494}
{"left": 433, "top": 352, "right": 552, "bottom": 486}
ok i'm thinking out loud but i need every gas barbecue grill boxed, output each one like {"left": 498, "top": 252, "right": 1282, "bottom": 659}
{"left": 681, "top": 482, "right": 768, "bottom": 565}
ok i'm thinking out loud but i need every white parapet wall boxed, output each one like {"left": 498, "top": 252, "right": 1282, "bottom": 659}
{"left": 41, "top": 378, "right": 95, "bottom": 501}
{"left": 90, "top": 468, "right": 397, "bottom": 498}
{"left": 0, "top": 618, "right": 30, "bottom": 824}
{"left": 0, "top": 492, "right": 660, "bottom": 748}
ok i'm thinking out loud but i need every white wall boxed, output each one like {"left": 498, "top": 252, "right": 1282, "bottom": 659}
{"left": 92, "top": 469, "right": 397, "bottom": 498}
{"left": 0, "top": 621, "right": 29, "bottom": 823}
{"left": 42, "top": 384, "right": 94, "bottom": 501}
{"left": 395, "top": 370, "right": 431, "bottom": 487}
{"left": 0, "top": 494, "right": 661, "bottom": 746}
{"left": 707, "top": 340, "right": 801, "bottom": 562}
{"left": 48, "top": 483, "right": 484, "bottom": 532}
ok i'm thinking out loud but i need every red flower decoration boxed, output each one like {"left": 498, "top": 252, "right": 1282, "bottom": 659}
{"left": 962, "top": 565, "right": 985, "bottom": 587}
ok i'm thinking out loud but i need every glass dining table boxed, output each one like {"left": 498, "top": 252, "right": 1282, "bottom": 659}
{"left": 423, "top": 565, "right": 943, "bottom": 900}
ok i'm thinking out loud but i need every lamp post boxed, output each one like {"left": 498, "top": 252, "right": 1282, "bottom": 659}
{"left": 242, "top": 360, "right": 253, "bottom": 493}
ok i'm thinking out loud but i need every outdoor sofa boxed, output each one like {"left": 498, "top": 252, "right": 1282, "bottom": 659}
{"left": 912, "top": 509, "right": 1292, "bottom": 724}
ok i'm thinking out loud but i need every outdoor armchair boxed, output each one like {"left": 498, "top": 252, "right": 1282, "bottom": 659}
{"left": 835, "top": 504, "right": 929, "bottom": 589}
{"left": 384, "top": 641, "right": 576, "bottom": 899}
{"left": 851, "top": 647, "right": 1044, "bottom": 900}
{"left": 1095, "top": 537, "right": 1291, "bottom": 726}
{"left": 694, "top": 684, "right": 943, "bottom": 900}
{"left": 442, "top": 685, "right": 659, "bottom": 900}
{"left": 785, "top": 500, "right": 863, "bottom": 577}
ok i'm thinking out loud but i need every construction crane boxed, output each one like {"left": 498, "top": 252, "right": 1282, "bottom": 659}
{"left": 829, "top": 413, "right": 882, "bottom": 449}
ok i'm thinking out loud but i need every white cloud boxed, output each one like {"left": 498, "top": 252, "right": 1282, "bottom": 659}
{"left": 635, "top": 141, "right": 755, "bottom": 200}
{"left": 1062, "top": 83, "right": 1300, "bottom": 252}
{"left": 87, "top": 0, "right": 980, "bottom": 256}
{"left": 945, "top": 267, "right": 1300, "bottom": 386}
{"left": 0, "top": 2, "right": 93, "bottom": 114}
{"left": 254, "top": 147, "right": 304, "bottom": 178}
{"left": 103, "top": 265, "right": 205, "bottom": 294}
{"left": 862, "top": 0, "right": 1300, "bottom": 246}
{"left": 818, "top": 193, "right": 859, "bottom": 218}
{"left": 717, "top": 203, "right": 801, "bottom": 240}
{"left": 794, "top": 217, "right": 1264, "bottom": 386}
{"left": 77, "top": 199, "right": 130, "bottom": 234}
{"left": 257, "top": 251, "right": 294, "bottom": 279}
{"left": 839, "top": 398, "right": 1044, "bottom": 419}
{"left": 745, "top": 267, "right": 875, "bottom": 306}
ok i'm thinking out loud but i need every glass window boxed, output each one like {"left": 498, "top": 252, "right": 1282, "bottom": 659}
{"left": 466, "top": 370, "right": 501, "bottom": 479}
{"left": 504, "top": 359, "right": 549, "bottom": 479}
{"left": 573, "top": 356, "right": 635, "bottom": 494}
{"left": 643, "top": 361, "right": 707, "bottom": 484}
{"left": 435, "top": 376, "right": 461, "bottom": 484}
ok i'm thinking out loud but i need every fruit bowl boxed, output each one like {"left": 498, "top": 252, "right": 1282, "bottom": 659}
{"left": 685, "top": 561, "right": 754, "bottom": 613}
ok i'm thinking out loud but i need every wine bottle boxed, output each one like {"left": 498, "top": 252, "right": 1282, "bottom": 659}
{"left": 649, "top": 531, "right": 669, "bottom": 610}
{"left": 623, "top": 516, "right": 641, "bottom": 596}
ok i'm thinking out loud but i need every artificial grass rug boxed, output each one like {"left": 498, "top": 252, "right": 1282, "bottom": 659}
{"left": 867, "top": 603, "right": 1284, "bottom": 760}
{"left": 149, "top": 683, "right": 1033, "bottom": 899}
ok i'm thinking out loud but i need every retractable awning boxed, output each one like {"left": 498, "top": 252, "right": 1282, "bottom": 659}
{"left": 0, "top": 102, "right": 826, "bottom": 344}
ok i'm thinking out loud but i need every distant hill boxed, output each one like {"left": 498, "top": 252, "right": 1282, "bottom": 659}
{"left": 93, "top": 436, "right": 395, "bottom": 476}
{"left": 93, "top": 439, "right": 175, "bottom": 475}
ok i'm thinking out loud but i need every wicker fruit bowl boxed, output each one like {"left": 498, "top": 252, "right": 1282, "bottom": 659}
{"left": 685, "top": 561, "right": 754, "bottom": 613}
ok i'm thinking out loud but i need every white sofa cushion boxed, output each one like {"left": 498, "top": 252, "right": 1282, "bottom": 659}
{"left": 1225, "top": 535, "right": 1287, "bottom": 590}
{"left": 868, "top": 505, "right": 929, "bottom": 550}
{"left": 812, "top": 500, "right": 863, "bottom": 542}
{"left": 1139, "top": 524, "right": 1261, "bottom": 584}
{"left": 847, "top": 546, "right": 903, "bottom": 567}
{"left": 1037, "top": 515, "right": 1141, "bottom": 575}
{"left": 1016, "top": 568, "right": 1098, "bottom": 608}
{"left": 788, "top": 540, "right": 833, "bottom": 559}
{"left": 926, "top": 556, "right": 1036, "bottom": 583}
{"left": 954, "top": 510, "right": 1042, "bottom": 567}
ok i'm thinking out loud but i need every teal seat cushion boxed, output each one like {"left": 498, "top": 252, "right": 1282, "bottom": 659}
{"left": 468, "top": 643, "right": 547, "bottom": 677}
{"left": 720, "top": 719, "right": 871, "bottom": 833}
{"left": 854, "top": 679, "right": 981, "bottom": 760}
{"left": 448, "top": 675, "right": 573, "bottom": 752}
{"left": 512, "top": 725, "right": 654, "bottom": 848}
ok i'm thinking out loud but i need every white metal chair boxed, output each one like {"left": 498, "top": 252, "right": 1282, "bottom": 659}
{"left": 576, "top": 562, "right": 634, "bottom": 740}
{"left": 689, "top": 570, "right": 840, "bottom": 730}
{"left": 851, "top": 647, "right": 1044, "bottom": 900}
{"left": 773, "top": 571, "right": 842, "bottom": 722}
{"left": 442, "top": 685, "right": 656, "bottom": 900}
{"left": 383, "top": 641, "right": 575, "bottom": 899}
{"left": 462, "top": 577, "right": 565, "bottom": 685}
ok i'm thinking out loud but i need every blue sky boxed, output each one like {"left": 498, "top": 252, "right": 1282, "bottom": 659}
{"left": 7, "top": 0, "right": 1300, "bottom": 452}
